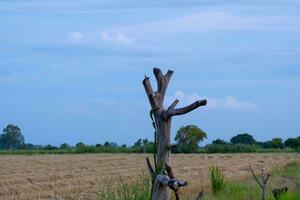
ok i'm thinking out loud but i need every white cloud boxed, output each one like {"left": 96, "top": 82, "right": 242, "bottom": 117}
{"left": 166, "top": 90, "right": 258, "bottom": 111}
{"left": 166, "top": 90, "right": 217, "bottom": 109}
{"left": 100, "top": 30, "right": 135, "bottom": 46}
{"left": 222, "top": 96, "right": 258, "bottom": 111}
{"left": 68, "top": 31, "right": 84, "bottom": 43}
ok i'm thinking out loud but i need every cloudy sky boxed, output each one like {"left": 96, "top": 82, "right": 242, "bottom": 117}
{"left": 1, "top": 0, "right": 299, "bottom": 146}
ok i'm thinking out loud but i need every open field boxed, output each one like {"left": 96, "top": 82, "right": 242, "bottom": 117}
{"left": 0, "top": 153, "right": 299, "bottom": 200}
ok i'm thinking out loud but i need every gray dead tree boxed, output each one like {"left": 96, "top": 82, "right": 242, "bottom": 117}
{"left": 143, "top": 68, "right": 207, "bottom": 200}
{"left": 250, "top": 166, "right": 270, "bottom": 200}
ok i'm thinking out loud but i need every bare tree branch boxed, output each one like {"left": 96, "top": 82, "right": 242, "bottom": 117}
{"left": 249, "top": 166, "right": 263, "bottom": 188}
{"left": 153, "top": 68, "right": 174, "bottom": 101}
{"left": 165, "top": 163, "right": 175, "bottom": 180}
{"left": 165, "top": 70, "right": 174, "bottom": 82}
{"left": 169, "top": 132, "right": 186, "bottom": 149}
{"left": 261, "top": 168, "right": 269, "bottom": 200}
{"left": 164, "top": 99, "right": 207, "bottom": 118}
{"left": 143, "top": 76, "right": 156, "bottom": 108}
{"left": 162, "top": 70, "right": 174, "bottom": 97}
{"left": 265, "top": 174, "right": 270, "bottom": 184}
{"left": 165, "top": 163, "right": 180, "bottom": 200}
{"left": 168, "top": 99, "right": 179, "bottom": 110}
{"left": 153, "top": 68, "right": 164, "bottom": 94}
{"left": 146, "top": 157, "right": 155, "bottom": 178}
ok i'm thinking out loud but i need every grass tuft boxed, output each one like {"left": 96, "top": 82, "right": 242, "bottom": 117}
{"left": 98, "top": 173, "right": 151, "bottom": 200}
{"left": 209, "top": 165, "right": 225, "bottom": 195}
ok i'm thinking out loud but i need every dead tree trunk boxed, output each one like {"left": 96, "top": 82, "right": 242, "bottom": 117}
{"left": 250, "top": 167, "right": 270, "bottom": 200}
{"left": 143, "top": 68, "right": 207, "bottom": 200}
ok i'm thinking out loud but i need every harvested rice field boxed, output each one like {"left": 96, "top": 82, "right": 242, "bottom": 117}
{"left": 0, "top": 153, "right": 299, "bottom": 200}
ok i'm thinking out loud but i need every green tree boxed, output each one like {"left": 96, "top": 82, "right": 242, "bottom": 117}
{"left": 142, "top": 138, "right": 149, "bottom": 146}
{"left": 60, "top": 143, "right": 71, "bottom": 149}
{"left": 43, "top": 144, "right": 57, "bottom": 150}
{"left": 284, "top": 137, "right": 300, "bottom": 149}
{"left": 0, "top": 124, "right": 25, "bottom": 149}
{"left": 75, "top": 142, "right": 85, "bottom": 148}
{"left": 230, "top": 133, "right": 256, "bottom": 145}
{"left": 133, "top": 138, "right": 142, "bottom": 147}
{"left": 103, "top": 141, "right": 117, "bottom": 147}
{"left": 271, "top": 138, "right": 284, "bottom": 148}
{"left": 96, "top": 143, "right": 103, "bottom": 148}
{"left": 212, "top": 139, "right": 227, "bottom": 145}
{"left": 175, "top": 125, "right": 207, "bottom": 153}
{"left": 104, "top": 141, "right": 110, "bottom": 147}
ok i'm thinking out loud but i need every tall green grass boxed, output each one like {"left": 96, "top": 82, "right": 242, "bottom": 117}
{"left": 280, "top": 192, "right": 300, "bottom": 200}
{"left": 97, "top": 173, "right": 151, "bottom": 200}
{"left": 205, "top": 161, "right": 300, "bottom": 200}
{"left": 95, "top": 161, "right": 300, "bottom": 200}
{"left": 209, "top": 165, "right": 225, "bottom": 195}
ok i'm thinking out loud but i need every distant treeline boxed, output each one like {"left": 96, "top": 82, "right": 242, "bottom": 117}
{"left": 0, "top": 124, "right": 299, "bottom": 154}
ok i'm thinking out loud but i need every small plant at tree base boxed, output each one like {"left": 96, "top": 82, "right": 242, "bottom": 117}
{"left": 209, "top": 165, "right": 225, "bottom": 195}
{"left": 273, "top": 187, "right": 288, "bottom": 200}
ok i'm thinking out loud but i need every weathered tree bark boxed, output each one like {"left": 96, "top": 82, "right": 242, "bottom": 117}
{"left": 250, "top": 167, "right": 270, "bottom": 200}
{"left": 143, "top": 68, "right": 207, "bottom": 200}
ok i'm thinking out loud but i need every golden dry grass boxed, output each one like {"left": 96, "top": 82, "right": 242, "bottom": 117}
{"left": 0, "top": 153, "right": 299, "bottom": 200}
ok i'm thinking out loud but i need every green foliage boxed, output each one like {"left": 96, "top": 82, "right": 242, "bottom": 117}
{"left": 212, "top": 139, "right": 228, "bottom": 145}
{"left": 0, "top": 125, "right": 297, "bottom": 154}
{"left": 43, "top": 144, "right": 58, "bottom": 150}
{"left": 95, "top": 161, "right": 300, "bottom": 200}
{"left": 60, "top": 143, "right": 71, "bottom": 149}
{"left": 230, "top": 133, "right": 256, "bottom": 145}
{"left": 284, "top": 137, "right": 300, "bottom": 149}
{"left": 75, "top": 144, "right": 132, "bottom": 154}
{"left": 98, "top": 174, "right": 151, "bottom": 200}
{"left": 131, "top": 138, "right": 154, "bottom": 153}
{"left": 204, "top": 181, "right": 261, "bottom": 200}
{"left": 0, "top": 124, "right": 25, "bottom": 149}
{"left": 203, "top": 161, "right": 300, "bottom": 200}
{"left": 280, "top": 192, "right": 300, "bottom": 200}
{"left": 0, "top": 149, "right": 76, "bottom": 155}
{"left": 205, "top": 144, "right": 258, "bottom": 153}
{"left": 210, "top": 165, "right": 225, "bottom": 195}
{"left": 96, "top": 143, "right": 103, "bottom": 148}
{"left": 133, "top": 138, "right": 142, "bottom": 147}
{"left": 75, "top": 142, "right": 85, "bottom": 148}
{"left": 174, "top": 125, "right": 207, "bottom": 153}
{"left": 274, "top": 161, "right": 300, "bottom": 190}
{"left": 257, "top": 141, "right": 273, "bottom": 148}
{"left": 272, "top": 138, "right": 284, "bottom": 148}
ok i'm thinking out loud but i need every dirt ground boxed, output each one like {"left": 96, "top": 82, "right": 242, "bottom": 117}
{"left": 0, "top": 153, "right": 299, "bottom": 200}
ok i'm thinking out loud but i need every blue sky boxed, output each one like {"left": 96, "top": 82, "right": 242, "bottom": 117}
{"left": 1, "top": 0, "right": 300, "bottom": 146}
